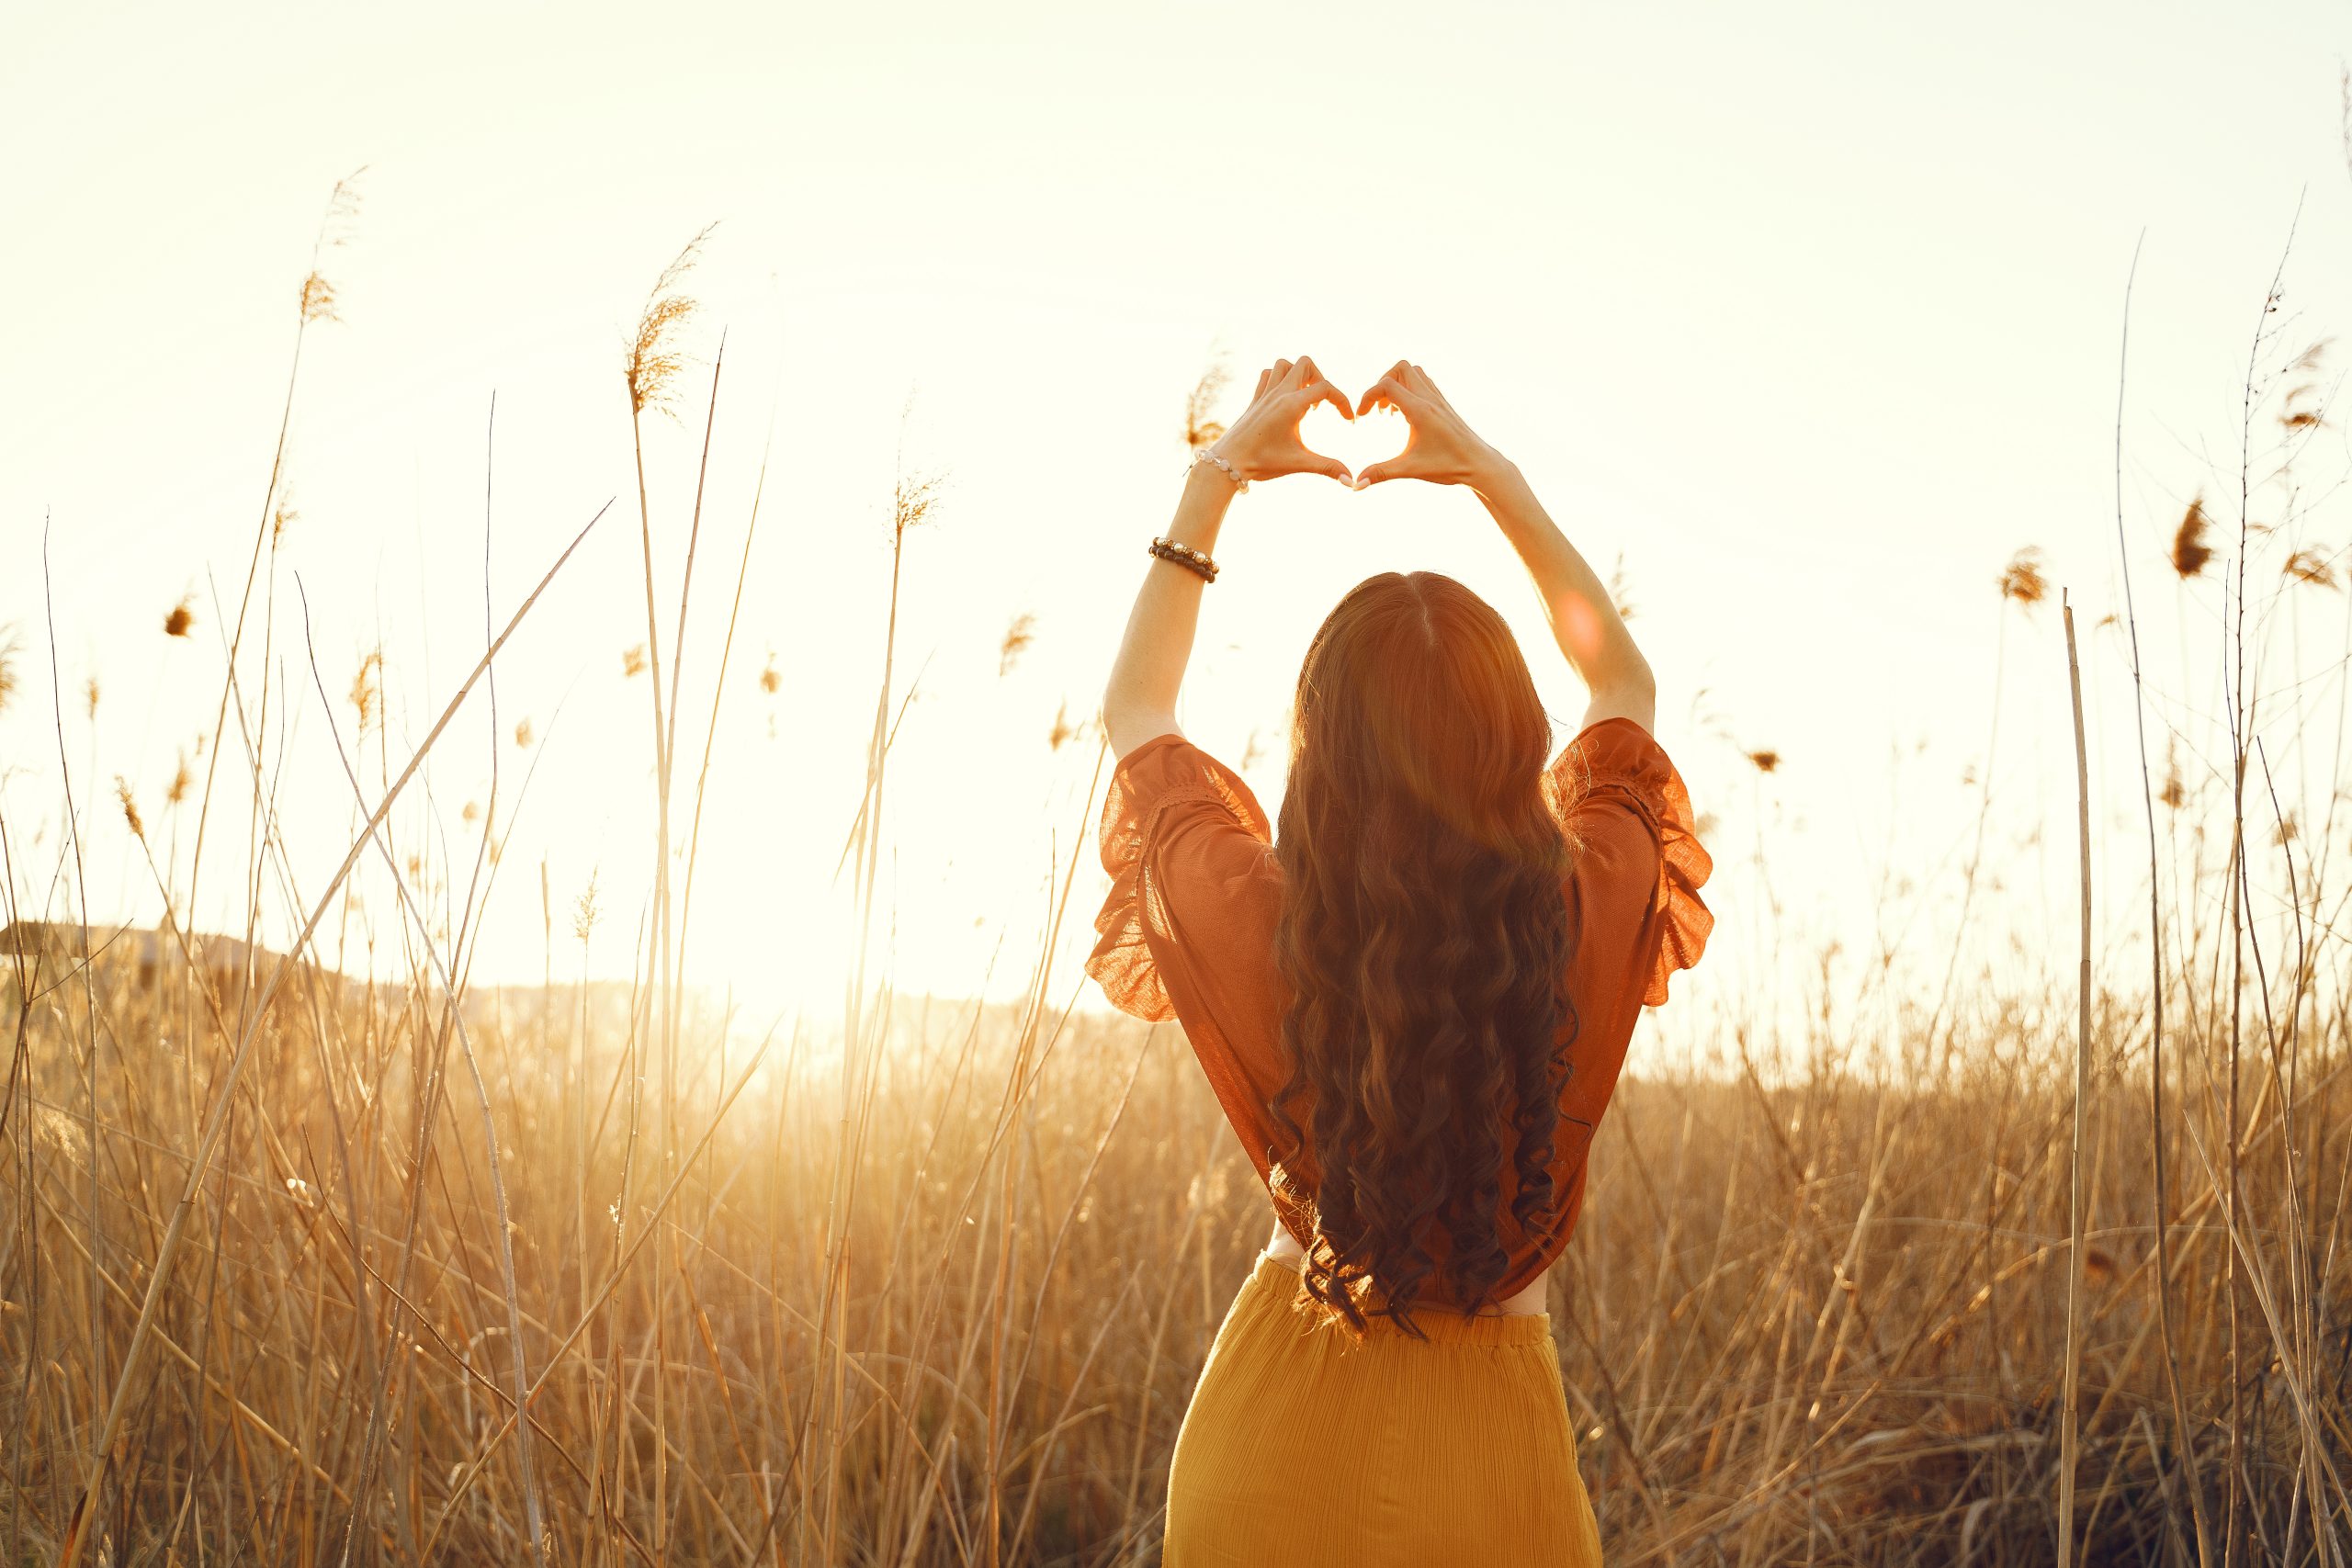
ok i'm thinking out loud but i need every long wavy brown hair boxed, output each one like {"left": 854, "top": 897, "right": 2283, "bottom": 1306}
{"left": 1269, "top": 570, "right": 1577, "bottom": 1336}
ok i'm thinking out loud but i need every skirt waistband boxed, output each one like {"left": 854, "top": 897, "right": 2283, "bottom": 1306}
{"left": 1244, "top": 1255, "right": 1555, "bottom": 1348}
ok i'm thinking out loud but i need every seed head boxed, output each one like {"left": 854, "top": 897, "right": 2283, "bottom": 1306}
{"left": 1996, "top": 547, "right": 2047, "bottom": 607}
{"left": 2284, "top": 549, "right": 2337, "bottom": 589}
{"left": 1048, "top": 701, "right": 1075, "bottom": 751}
{"left": 892, "top": 468, "right": 944, "bottom": 539}
{"left": 1609, "top": 555, "right": 1637, "bottom": 622}
{"left": 1747, "top": 750, "right": 1781, "bottom": 773}
{"left": 299, "top": 274, "right": 339, "bottom": 323}
{"left": 2173, "top": 499, "right": 2212, "bottom": 579}
{"left": 114, "top": 777, "right": 144, "bottom": 840}
{"left": 350, "top": 649, "right": 382, "bottom": 731}
{"left": 623, "top": 644, "right": 648, "bottom": 678}
{"left": 1000, "top": 613, "right": 1037, "bottom": 677}
{"left": 164, "top": 597, "right": 195, "bottom": 637}
{"left": 514, "top": 717, "right": 534, "bottom": 748}
{"left": 573, "top": 871, "right": 602, "bottom": 944}
{"left": 627, "top": 224, "right": 716, "bottom": 417}
{"left": 2281, "top": 342, "right": 2325, "bottom": 433}
{"left": 1184, "top": 358, "right": 1232, "bottom": 451}
{"left": 295, "top": 170, "right": 365, "bottom": 325}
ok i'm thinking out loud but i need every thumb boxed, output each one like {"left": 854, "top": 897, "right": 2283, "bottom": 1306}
{"left": 1351, "top": 463, "right": 1396, "bottom": 491}
{"left": 1313, "top": 457, "right": 1354, "bottom": 486}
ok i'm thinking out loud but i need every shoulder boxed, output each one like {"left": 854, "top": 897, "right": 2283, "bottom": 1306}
{"left": 1105, "top": 732, "right": 1275, "bottom": 844}
{"left": 1101, "top": 734, "right": 1283, "bottom": 910}
{"left": 1545, "top": 717, "right": 1682, "bottom": 816}
{"left": 1090, "top": 732, "right": 1283, "bottom": 1019}
{"left": 1545, "top": 717, "right": 1713, "bottom": 1010}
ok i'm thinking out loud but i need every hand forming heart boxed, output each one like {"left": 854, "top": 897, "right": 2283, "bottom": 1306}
{"left": 1204, "top": 358, "right": 1504, "bottom": 493}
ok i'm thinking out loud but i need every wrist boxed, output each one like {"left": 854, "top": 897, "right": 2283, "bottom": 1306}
{"left": 1170, "top": 462, "right": 1235, "bottom": 549}
{"left": 1186, "top": 449, "right": 1246, "bottom": 502}
{"left": 1199, "top": 441, "right": 1257, "bottom": 487}
{"left": 1465, "top": 449, "right": 1525, "bottom": 503}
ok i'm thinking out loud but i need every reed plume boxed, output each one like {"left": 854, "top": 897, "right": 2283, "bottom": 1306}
{"left": 626, "top": 224, "right": 715, "bottom": 417}
{"left": 1997, "top": 546, "right": 2048, "bottom": 605}
{"left": 2173, "top": 497, "right": 2213, "bottom": 578}
{"left": 1184, "top": 356, "right": 1231, "bottom": 449}
{"left": 1000, "top": 612, "right": 1037, "bottom": 675}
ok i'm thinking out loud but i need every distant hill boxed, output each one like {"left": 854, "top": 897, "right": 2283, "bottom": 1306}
{"left": 2, "top": 919, "right": 279, "bottom": 987}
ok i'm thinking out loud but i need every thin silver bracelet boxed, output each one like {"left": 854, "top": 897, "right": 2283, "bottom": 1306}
{"left": 1191, "top": 447, "right": 1248, "bottom": 493}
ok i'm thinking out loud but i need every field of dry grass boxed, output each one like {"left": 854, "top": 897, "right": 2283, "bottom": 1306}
{"left": 3, "top": 935, "right": 2346, "bottom": 1564}
{"left": 2, "top": 210, "right": 2348, "bottom": 1567}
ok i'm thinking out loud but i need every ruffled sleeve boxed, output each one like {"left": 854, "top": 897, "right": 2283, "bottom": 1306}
{"left": 1086, "top": 733, "right": 1293, "bottom": 1188}
{"left": 1545, "top": 716, "right": 1713, "bottom": 1008}
{"left": 1087, "top": 732, "right": 1278, "bottom": 1021}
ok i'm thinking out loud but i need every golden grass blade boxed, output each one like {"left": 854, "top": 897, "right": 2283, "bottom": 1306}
{"left": 2059, "top": 592, "right": 2091, "bottom": 1568}
{"left": 54, "top": 500, "right": 609, "bottom": 1568}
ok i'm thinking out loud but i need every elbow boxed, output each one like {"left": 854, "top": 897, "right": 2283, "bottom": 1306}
{"left": 1101, "top": 697, "right": 1182, "bottom": 761}
{"left": 1595, "top": 649, "right": 1656, "bottom": 707}
{"left": 1585, "top": 657, "right": 1657, "bottom": 732}
{"left": 1623, "top": 655, "right": 1657, "bottom": 706}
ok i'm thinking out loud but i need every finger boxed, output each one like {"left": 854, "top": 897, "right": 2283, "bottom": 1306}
{"left": 1253, "top": 367, "right": 1273, "bottom": 400}
{"left": 1300, "top": 375, "right": 1353, "bottom": 423}
{"left": 1352, "top": 455, "right": 1430, "bottom": 490}
{"left": 1354, "top": 376, "right": 1414, "bottom": 419}
{"left": 1352, "top": 444, "right": 1426, "bottom": 491}
{"left": 1403, "top": 364, "right": 1457, "bottom": 417}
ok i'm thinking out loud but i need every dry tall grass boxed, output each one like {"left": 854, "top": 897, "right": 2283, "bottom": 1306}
{"left": 2, "top": 208, "right": 2348, "bottom": 1568}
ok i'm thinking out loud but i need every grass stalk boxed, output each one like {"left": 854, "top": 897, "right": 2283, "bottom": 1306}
{"left": 2059, "top": 591, "right": 2091, "bottom": 1567}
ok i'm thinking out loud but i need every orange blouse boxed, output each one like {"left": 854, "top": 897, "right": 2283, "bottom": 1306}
{"left": 1087, "top": 716, "right": 1713, "bottom": 1304}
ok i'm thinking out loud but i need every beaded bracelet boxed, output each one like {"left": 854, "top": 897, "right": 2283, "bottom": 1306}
{"left": 1148, "top": 536, "right": 1218, "bottom": 582}
{"left": 1191, "top": 447, "right": 1249, "bottom": 493}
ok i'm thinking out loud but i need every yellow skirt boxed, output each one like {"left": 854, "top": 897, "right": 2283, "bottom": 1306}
{"left": 1164, "top": 1256, "right": 1603, "bottom": 1566}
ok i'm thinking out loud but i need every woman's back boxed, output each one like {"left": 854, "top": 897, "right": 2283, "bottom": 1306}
{"left": 1090, "top": 714, "right": 1710, "bottom": 1314}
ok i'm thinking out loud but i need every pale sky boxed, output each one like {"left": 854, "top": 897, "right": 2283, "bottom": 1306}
{"left": 6, "top": 2, "right": 2350, "bottom": 1049}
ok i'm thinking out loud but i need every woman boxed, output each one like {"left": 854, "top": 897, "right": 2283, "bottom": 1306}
{"left": 1089, "top": 356, "right": 1713, "bottom": 1564}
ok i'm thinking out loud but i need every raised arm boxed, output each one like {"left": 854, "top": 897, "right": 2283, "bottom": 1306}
{"left": 1355, "top": 362, "right": 1656, "bottom": 733}
{"left": 1101, "top": 357, "right": 1355, "bottom": 759}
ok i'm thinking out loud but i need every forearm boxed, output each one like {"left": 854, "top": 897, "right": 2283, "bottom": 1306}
{"left": 1101, "top": 462, "right": 1238, "bottom": 757}
{"left": 1470, "top": 458, "right": 1656, "bottom": 728}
